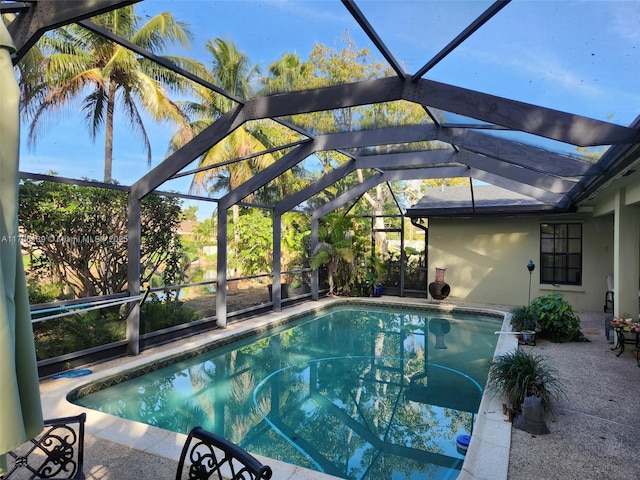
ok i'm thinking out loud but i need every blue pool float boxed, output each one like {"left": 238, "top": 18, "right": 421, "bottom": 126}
{"left": 52, "top": 369, "right": 93, "bottom": 379}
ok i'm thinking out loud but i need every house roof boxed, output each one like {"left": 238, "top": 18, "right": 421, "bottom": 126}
{"left": 408, "top": 184, "right": 545, "bottom": 217}
{"left": 3, "top": 0, "right": 640, "bottom": 219}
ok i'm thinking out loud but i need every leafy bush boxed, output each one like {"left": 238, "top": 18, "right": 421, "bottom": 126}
{"left": 19, "top": 179, "right": 184, "bottom": 298}
{"left": 311, "top": 212, "right": 371, "bottom": 296}
{"left": 33, "top": 296, "right": 199, "bottom": 359}
{"left": 508, "top": 305, "right": 537, "bottom": 332}
{"left": 140, "top": 296, "right": 198, "bottom": 334}
{"left": 27, "top": 278, "right": 62, "bottom": 304}
{"left": 33, "top": 310, "right": 122, "bottom": 360}
{"left": 487, "top": 349, "right": 566, "bottom": 413}
{"left": 230, "top": 208, "right": 273, "bottom": 275}
{"left": 528, "top": 293, "right": 586, "bottom": 342}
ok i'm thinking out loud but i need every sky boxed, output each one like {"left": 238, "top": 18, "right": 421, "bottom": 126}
{"left": 16, "top": 0, "right": 640, "bottom": 219}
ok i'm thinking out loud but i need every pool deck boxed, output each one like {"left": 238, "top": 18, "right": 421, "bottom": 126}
{"left": 37, "top": 297, "right": 639, "bottom": 479}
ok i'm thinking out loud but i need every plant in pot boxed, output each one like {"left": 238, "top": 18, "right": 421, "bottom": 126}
{"left": 364, "top": 255, "right": 385, "bottom": 297}
{"left": 487, "top": 349, "right": 566, "bottom": 420}
{"left": 509, "top": 305, "right": 538, "bottom": 344}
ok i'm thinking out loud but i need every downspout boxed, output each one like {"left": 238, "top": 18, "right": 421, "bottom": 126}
{"left": 469, "top": 177, "right": 476, "bottom": 214}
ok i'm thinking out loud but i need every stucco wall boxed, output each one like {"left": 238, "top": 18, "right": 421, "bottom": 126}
{"left": 427, "top": 214, "right": 614, "bottom": 311}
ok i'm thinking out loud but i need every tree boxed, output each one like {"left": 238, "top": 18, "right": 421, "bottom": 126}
{"left": 168, "top": 38, "right": 283, "bottom": 272}
{"left": 18, "top": 179, "right": 184, "bottom": 298}
{"left": 260, "top": 52, "right": 310, "bottom": 94}
{"left": 193, "top": 218, "right": 216, "bottom": 245}
{"left": 181, "top": 205, "right": 198, "bottom": 221}
{"left": 229, "top": 208, "right": 273, "bottom": 276}
{"left": 311, "top": 212, "right": 370, "bottom": 296}
{"left": 22, "top": 5, "right": 203, "bottom": 182}
{"left": 169, "top": 37, "right": 273, "bottom": 195}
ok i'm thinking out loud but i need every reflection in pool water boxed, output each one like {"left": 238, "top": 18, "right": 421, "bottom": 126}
{"left": 74, "top": 306, "right": 500, "bottom": 479}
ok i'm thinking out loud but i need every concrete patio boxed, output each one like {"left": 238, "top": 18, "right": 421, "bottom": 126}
{"left": 35, "top": 303, "right": 640, "bottom": 480}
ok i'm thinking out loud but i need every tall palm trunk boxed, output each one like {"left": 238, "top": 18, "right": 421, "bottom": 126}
{"left": 104, "top": 79, "right": 116, "bottom": 182}
{"left": 358, "top": 171, "right": 389, "bottom": 254}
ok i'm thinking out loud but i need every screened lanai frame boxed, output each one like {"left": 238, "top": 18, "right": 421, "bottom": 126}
{"left": 3, "top": 0, "right": 640, "bottom": 358}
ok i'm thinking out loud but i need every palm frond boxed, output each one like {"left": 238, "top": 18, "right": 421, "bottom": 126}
{"left": 133, "top": 12, "right": 193, "bottom": 52}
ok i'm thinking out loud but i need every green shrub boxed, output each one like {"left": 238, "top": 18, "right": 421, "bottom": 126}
{"left": 488, "top": 349, "right": 566, "bottom": 413}
{"left": 33, "top": 310, "right": 122, "bottom": 360}
{"left": 140, "top": 296, "right": 198, "bottom": 334}
{"left": 508, "top": 305, "right": 538, "bottom": 332}
{"left": 32, "top": 296, "right": 200, "bottom": 359}
{"left": 528, "top": 293, "right": 586, "bottom": 342}
{"left": 27, "top": 279, "right": 62, "bottom": 304}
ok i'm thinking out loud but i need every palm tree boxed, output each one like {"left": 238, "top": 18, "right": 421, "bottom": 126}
{"left": 311, "top": 213, "right": 368, "bottom": 296}
{"left": 23, "top": 5, "right": 204, "bottom": 182}
{"left": 168, "top": 39, "right": 280, "bottom": 266}
{"left": 169, "top": 37, "right": 274, "bottom": 196}
{"left": 260, "top": 52, "right": 309, "bottom": 95}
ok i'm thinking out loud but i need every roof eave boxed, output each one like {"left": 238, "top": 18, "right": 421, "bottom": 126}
{"left": 405, "top": 204, "right": 572, "bottom": 218}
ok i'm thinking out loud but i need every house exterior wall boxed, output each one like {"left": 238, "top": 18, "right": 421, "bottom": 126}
{"left": 427, "top": 214, "right": 614, "bottom": 311}
{"left": 590, "top": 177, "right": 640, "bottom": 318}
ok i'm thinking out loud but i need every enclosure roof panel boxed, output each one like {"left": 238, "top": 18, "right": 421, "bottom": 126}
{"left": 4, "top": 0, "right": 639, "bottom": 217}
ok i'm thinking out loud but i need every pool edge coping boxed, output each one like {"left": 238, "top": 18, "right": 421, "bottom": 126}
{"left": 39, "top": 297, "right": 514, "bottom": 480}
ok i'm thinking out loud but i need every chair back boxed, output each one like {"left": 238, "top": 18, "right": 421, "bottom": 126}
{"left": 175, "top": 427, "right": 272, "bottom": 480}
{"left": 1, "top": 413, "right": 86, "bottom": 479}
{"left": 607, "top": 274, "right": 614, "bottom": 291}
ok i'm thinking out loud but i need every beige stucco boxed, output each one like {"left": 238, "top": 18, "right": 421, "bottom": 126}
{"left": 427, "top": 214, "right": 614, "bottom": 312}
{"left": 428, "top": 161, "right": 640, "bottom": 318}
{"left": 425, "top": 156, "right": 640, "bottom": 316}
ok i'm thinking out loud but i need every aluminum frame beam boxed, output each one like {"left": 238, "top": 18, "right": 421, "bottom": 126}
{"left": 11, "top": 1, "right": 638, "bottom": 209}
{"left": 467, "top": 168, "right": 569, "bottom": 206}
{"left": 217, "top": 141, "right": 314, "bottom": 210}
{"left": 6, "top": 0, "right": 138, "bottom": 62}
{"left": 341, "top": 0, "right": 406, "bottom": 79}
{"left": 413, "top": 0, "right": 511, "bottom": 78}
{"left": 457, "top": 150, "right": 576, "bottom": 194}
{"left": 313, "top": 173, "right": 384, "bottom": 221}
{"left": 131, "top": 104, "right": 246, "bottom": 199}
{"left": 274, "top": 159, "right": 357, "bottom": 216}
{"left": 440, "top": 128, "right": 593, "bottom": 177}
{"left": 243, "top": 76, "right": 638, "bottom": 146}
{"left": 409, "top": 77, "right": 640, "bottom": 147}
{"left": 274, "top": 149, "right": 573, "bottom": 218}
{"left": 227, "top": 125, "right": 584, "bottom": 214}
{"left": 130, "top": 75, "right": 635, "bottom": 201}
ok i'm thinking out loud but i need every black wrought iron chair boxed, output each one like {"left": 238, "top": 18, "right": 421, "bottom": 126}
{"left": 175, "top": 427, "right": 272, "bottom": 480}
{"left": 1, "top": 413, "right": 86, "bottom": 480}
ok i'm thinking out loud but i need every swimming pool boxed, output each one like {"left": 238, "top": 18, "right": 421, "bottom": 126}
{"left": 71, "top": 303, "right": 502, "bottom": 479}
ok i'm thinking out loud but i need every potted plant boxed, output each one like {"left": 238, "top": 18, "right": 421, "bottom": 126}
{"left": 509, "top": 305, "right": 538, "bottom": 344}
{"left": 487, "top": 349, "right": 566, "bottom": 420}
{"left": 364, "top": 255, "right": 385, "bottom": 297}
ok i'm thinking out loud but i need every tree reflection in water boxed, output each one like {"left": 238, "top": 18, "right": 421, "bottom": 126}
{"left": 75, "top": 307, "right": 499, "bottom": 479}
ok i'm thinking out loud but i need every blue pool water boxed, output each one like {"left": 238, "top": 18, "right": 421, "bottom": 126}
{"left": 73, "top": 305, "right": 501, "bottom": 479}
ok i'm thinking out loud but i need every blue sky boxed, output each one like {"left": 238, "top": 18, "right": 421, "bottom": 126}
{"left": 17, "top": 0, "right": 640, "bottom": 218}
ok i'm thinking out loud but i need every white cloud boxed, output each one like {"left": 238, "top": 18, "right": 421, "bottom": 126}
{"left": 611, "top": 0, "right": 640, "bottom": 43}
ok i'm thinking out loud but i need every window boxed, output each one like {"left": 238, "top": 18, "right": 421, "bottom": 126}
{"left": 540, "top": 223, "right": 582, "bottom": 285}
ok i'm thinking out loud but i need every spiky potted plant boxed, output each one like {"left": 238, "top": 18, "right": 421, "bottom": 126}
{"left": 487, "top": 349, "right": 566, "bottom": 420}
